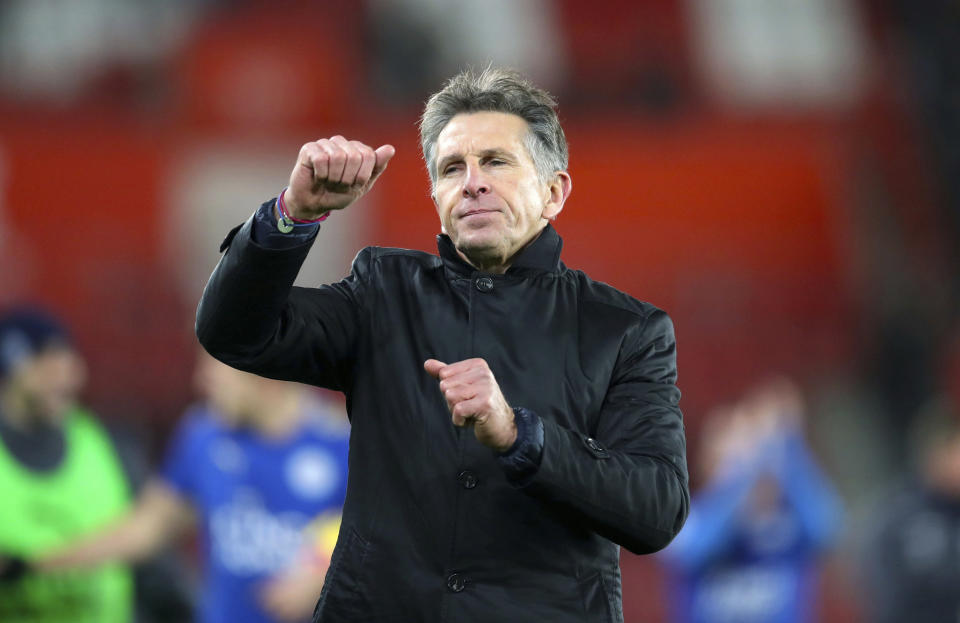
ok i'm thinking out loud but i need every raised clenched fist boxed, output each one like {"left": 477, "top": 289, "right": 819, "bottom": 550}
{"left": 285, "top": 136, "right": 395, "bottom": 220}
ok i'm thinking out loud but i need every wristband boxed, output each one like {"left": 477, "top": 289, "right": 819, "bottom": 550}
{"left": 276, "top": 188, "right": 330, "bottom": 233}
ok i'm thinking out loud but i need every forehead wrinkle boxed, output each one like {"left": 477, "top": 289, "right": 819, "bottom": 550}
{"left": 478, "top": 147, "right": 515, "bottom": 159}
{"left": 439, "top": 112, "right": 526, "bottom": 148}
{"left": 436, "top": 150, "right": 463, "bottom": 172}
{"left": 439, "top": 146, "right": 515, "bottom": 167}
{"left": 437, "top": 134, "right": 524, "bottom": 166}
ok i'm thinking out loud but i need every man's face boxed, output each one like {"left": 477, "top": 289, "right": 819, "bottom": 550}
{"left": 194, "top": 354, "right": 259, "bottom": 427}
{"left": 433, "top": 111, "right": 564, "bottom": 270}
{"left": 9, "top": 346, "right": 87, "bottom": 424}
{"left": 928, "top": 435, "right": 960, "bottom": 496}
{"left": 193, "top": 353, "right": 285, "bottom": 429}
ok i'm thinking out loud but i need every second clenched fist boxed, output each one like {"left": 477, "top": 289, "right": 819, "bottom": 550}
{"left": 424, "top": 358, "right": 518, "bottom": 452}
{"left": 286, "top": 136, "right": 395, "bottom": 220}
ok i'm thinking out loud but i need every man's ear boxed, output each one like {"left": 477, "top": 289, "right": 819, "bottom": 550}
{"left": 542, "top": 171, "right": 572, "bottom": 221}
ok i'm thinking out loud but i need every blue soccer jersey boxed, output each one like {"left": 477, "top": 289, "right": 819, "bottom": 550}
{"left": 661, "top": 433, "right": 842, "bottom": 623}
{"left": 162, "top": 401, "right": 349, "bottom": 623}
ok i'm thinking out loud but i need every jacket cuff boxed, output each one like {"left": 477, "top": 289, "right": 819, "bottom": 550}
{"left": 249, "top": 199, "right": 320, "bottom": 248}
{"left": 497, "top": 407, "right": 544, "bottom": 485}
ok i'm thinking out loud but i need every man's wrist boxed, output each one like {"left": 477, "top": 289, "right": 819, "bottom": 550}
{"left": 495, "top": 410, "right": 519, "bottom": 453}
{"left": 251, "top": 199, "right": 319, "bottom": 248}
{"left": 280, "top": 188, "right": 331, "bottom": 224}
{"left": 498, "top": 407, "right": 535, "bottom": 456}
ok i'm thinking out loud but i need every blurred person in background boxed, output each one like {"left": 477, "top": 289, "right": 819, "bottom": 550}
{"left": 861, "top": 400, "right": 960, "bottom": 623}
{"left": 197, "top": 66, "right": 688, "bottom": 622}
{"left": 0, "top": 306, "right": 192, "bottom": 623}
{"left": 7, "top": 351, "right": 350, "bottom": 623}
{"left": 660, "top": 379, "right": 843, "bottom": 623}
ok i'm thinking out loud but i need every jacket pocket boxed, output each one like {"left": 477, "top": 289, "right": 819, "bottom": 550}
{"left": 578, "top": 570, "right": 621, "bottom": 623}
{"left": 315, "top": 527, "right": 371, "bottom": 619}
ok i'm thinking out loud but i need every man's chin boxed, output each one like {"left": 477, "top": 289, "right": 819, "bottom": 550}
{"left": 452, "top": 225, "right": 502, "bottom": 249}
{"left": 32, "top": 399, "right": 71, "bottom": 426}
{"left": 455, "top": 237, "right": 502, "bottom": 265}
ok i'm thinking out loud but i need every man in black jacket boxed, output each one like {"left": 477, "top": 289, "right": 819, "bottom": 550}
{"left": 197, "top": 67, "right": 688, "bottom": 623}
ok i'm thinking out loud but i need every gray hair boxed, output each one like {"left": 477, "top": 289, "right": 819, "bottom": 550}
{"left": 419, "top": 67, "right": 568, "bottom": 189}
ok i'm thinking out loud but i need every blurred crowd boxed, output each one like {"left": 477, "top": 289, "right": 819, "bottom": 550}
{"left": 0, "top": 308, "right": 350, "bottom": 623}
{"left": 2, "top": 307, "right": 959, "bottom": 622}
{"left": 0, "top": 0, "right": 958, "bottom": 622}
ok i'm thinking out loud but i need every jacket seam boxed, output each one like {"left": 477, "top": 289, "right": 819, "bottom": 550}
{"left": 582, "top": 296, "right": 653, "bottom": 322}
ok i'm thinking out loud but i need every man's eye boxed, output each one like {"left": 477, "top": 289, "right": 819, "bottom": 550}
{"left": 443, "top": 165, "right": 462, "bottom": 175}
{"left": 488, "top": 159, "right": 505, "bottom": 166}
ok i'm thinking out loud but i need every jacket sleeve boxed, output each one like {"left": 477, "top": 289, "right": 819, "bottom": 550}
{"left": 519, "top": 309, "right": 689, "bottom": 555}
{"left": 195, "top": 212, "right": 370, "bottom": 391}
{"left": 660, "top": 457, "right": 762, "bottom": 571}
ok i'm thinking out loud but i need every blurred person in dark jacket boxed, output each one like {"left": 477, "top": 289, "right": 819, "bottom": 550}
{"left": 861, "top": 401, "right": 960, "bottom": 623}
{"left": 18, "top": 352, "right": 350, "bottom": 623}
{"left": 0, "top": 306, "right": 192, "bottom": 623}
{"left": 660, "top": 379, "right": 843, "bottom": 623}
{"left": 196, "top": 66, "right": 689, "bottom": 623}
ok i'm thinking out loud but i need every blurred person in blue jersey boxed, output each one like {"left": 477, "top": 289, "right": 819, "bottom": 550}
{"left": 861, "top": 401, "right": 960, "bottom": 623}
{"left": 0, "top": 306, "right": 192, "bottom": 623}
{"left": 16, "top": 351, "right": 350, "bottom": 623}
{"left": 660, "top": 379, "right": 843, "bottom": 623}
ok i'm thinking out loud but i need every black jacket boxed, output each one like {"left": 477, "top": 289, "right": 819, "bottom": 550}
{"left": 197, "top": 212, "right": 689, "bottom": 623}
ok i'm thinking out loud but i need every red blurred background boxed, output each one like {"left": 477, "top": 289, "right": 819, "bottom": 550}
{"left": 1, "top": 1, "right": 957, "bottom": 620}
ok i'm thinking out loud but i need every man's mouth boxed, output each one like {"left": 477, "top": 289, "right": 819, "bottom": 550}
{"left": 460, "top": 208, "right": 499, "bottom": 218}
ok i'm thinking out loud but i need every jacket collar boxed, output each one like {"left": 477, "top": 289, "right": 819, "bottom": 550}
{"left": 436, "top": 224, "right": 564, "bottom": 276}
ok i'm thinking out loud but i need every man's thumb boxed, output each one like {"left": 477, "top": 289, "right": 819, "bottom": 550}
{"left": 423, "top": 359, "right": 446, "bottom": 379}
{"left": 370, "top": 144, "right": 396, "bottom": 183}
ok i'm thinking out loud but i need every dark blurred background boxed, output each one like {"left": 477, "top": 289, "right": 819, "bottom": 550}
{"left": 1, "top": 0, "right": 958, "bottom": 620}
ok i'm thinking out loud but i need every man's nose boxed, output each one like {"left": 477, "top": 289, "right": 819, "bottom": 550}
{"left": 462, "top": 164, "right": 490, "bottom": 198}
